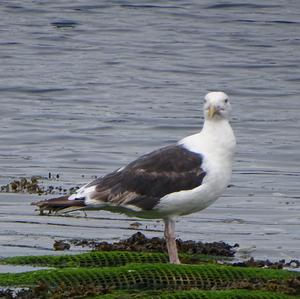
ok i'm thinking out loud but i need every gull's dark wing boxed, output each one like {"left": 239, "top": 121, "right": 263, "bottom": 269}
{"left": 87, "top": 145, "right": 206, "bottom": 210}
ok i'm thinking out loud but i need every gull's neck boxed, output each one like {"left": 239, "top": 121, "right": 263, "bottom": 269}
{"left": 202, "top": 118, "right": 236, "bottom": 152}
{"left": 202, "top": 118, "right": 232, "bottom": 138}
{"left": 179, "top": 117, "right": 236, "bottom": 156}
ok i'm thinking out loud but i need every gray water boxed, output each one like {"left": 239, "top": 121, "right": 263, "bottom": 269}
{"left": 0, "top": 1, "right": 299, "bottom": 264}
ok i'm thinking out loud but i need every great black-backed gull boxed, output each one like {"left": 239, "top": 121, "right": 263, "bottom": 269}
{"left": 33, "top": 91, "right": 236, "bottom": 264}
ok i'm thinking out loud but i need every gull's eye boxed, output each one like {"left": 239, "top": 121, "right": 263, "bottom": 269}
{"left": 224, "top": 98, "right": 228, "bottom": 103}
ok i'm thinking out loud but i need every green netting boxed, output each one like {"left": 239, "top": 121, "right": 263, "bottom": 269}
{"left": 0, "top": 263, "right": 299, "bottom": 298}
{"left": 1, "top": 251, "right": 167, "bottom": 267}
{"left": 1, "top": 251, "right": 220, "bottom": 268}
{"left": 89, "top": 289, "right": 300, "bottom": 299}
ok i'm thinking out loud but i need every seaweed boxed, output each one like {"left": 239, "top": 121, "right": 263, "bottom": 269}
{"left": 1, "top": 251, "right": 226, "bottom": 268}
{"left": 64, "top": 232, "right": 237, "bottom": 257}
{"left": 0, "top": 263, "right": 299, "bottom": 298}
{"left": 90, "top": 289, "right": 300, "bottom": 299}
{"left": 0, "top": 177, "right": 43, "bottom": 194}
{"left": 0, "top": 175, "right": 79, "bottom": 196}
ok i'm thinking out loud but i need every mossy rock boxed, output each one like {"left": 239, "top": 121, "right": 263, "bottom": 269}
{"left": 1, "top": 251, "right": 299, "bottom": 299}
{"left": 89, "top": 289, "right": 300, "bottom": 299}
{"left": 0, "top": 263, "right": 299, "bottom": 299}
{"left": 0, "top": 251, "right": 223, "bottom": 268}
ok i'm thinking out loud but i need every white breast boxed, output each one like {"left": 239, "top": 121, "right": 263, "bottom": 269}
{"left": 155, "top": 118, "right": 236, "bottom": 217}
{"left": 155, "top": 156, "right": 232, "bottom": 217}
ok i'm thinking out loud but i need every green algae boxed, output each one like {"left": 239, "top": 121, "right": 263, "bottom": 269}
{"left": 89, "top": 289, "right": 300, "bottom": 299}
{"left": 0, "top": 263, "right": 299, "bottom": 298}
{"left": 0, "top": 251, "right": 224, "bottom": 268}
{"left": 0, "top": 251, "right": 299, "bottom": 298}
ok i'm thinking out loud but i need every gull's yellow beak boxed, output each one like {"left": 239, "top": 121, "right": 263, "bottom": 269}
{"left": 208, "top": 106, "right": 217, "bottom": 118}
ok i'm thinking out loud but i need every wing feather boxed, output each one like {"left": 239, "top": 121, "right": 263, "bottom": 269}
{"left": 88, "top": 145, "right": 206, "bottom": 210}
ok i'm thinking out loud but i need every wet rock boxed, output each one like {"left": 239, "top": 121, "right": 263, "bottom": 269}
{"left": 177, "top": 239, "right": 235, "bottom": 257}
{"left": 0, "top": 177, "right": 43, "bottom": 194}
{"left": 233, "top": 257, "right": 300, "bottom": 270}
{"left": 0, "top": 176, "right": 80, "bottom": 197}
{"left": 129, "top": 222, "right": 142, "bottom": 229}
{"left": 94, "top": 242, "right": 113, "bottom": 251}
{"left": 53, "top": 240, "right": 70, "bottom": 251}
{"left": 288, "top": 260, "right": 300, "bottom": 269}
{"left": 0, "top": 287, "right": 33, "bottom": 299}
{"left": 66, "top": 232, "right": 236, "bottom": 257}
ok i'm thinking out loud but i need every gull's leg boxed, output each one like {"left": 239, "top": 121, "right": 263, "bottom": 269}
{"left": 164, "top": 218, "right": 180, "bottom": 264}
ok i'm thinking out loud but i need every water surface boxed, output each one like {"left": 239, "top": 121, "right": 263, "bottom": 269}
{"left": 0, "top": 0, "right": 299, "bottom": 262}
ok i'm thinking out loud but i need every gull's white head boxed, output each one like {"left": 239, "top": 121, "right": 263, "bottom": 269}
{"left": 204, "top": 91, "right": 231, "bottom": 120}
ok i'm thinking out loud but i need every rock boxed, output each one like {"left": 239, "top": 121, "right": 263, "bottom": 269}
{"left": 53, "top": 240, "right": 70, "bottom": 251}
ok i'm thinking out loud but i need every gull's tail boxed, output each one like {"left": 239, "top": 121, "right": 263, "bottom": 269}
{"left": 31, "top": 196, "right": 86, "bottom": 215}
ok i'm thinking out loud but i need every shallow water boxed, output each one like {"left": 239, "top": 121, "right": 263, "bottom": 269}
{"left": 0, "top": 264, "right": 49, "bottom": 274}
{"left": 0, "top": 1, "right": 299, "bottom": 263}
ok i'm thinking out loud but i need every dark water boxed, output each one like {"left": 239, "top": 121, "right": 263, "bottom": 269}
{"left": 0, "top": 1, "right": 299, "bottom": 262}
